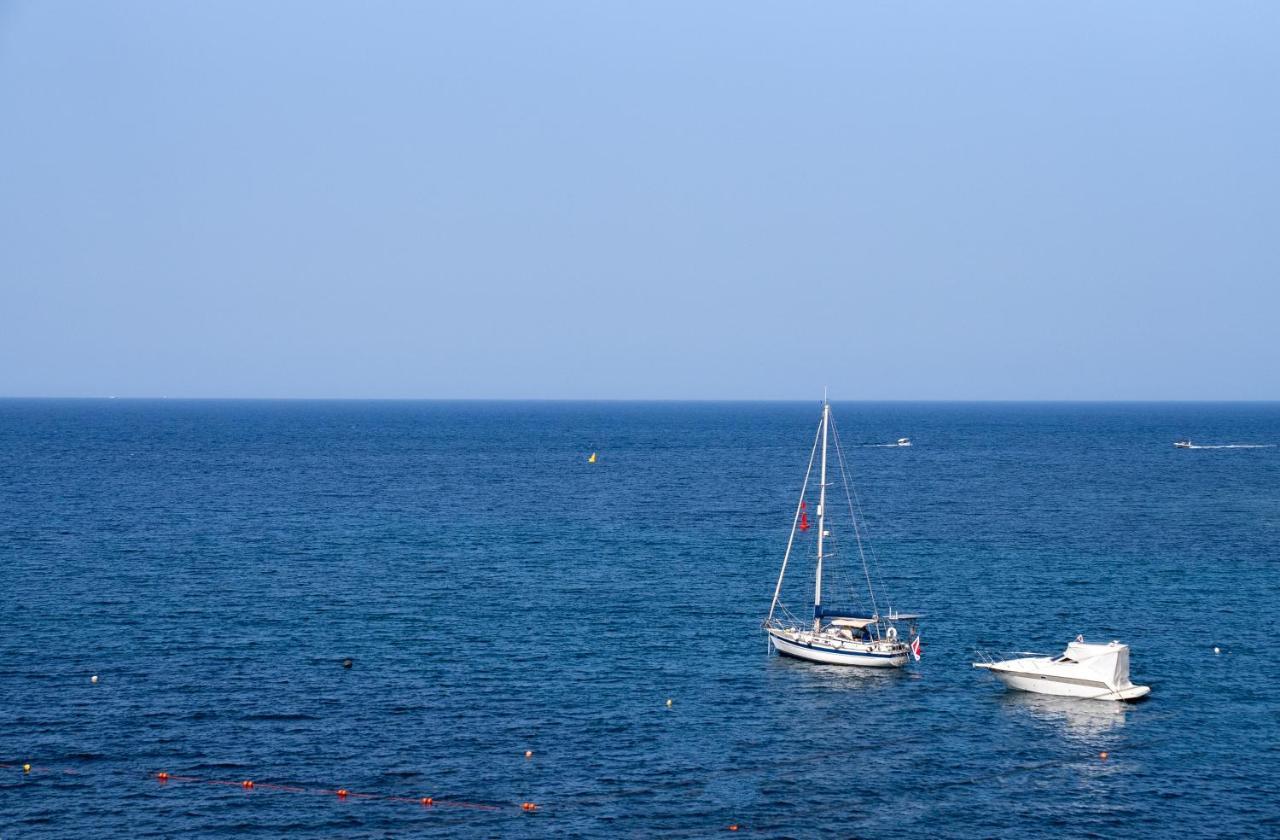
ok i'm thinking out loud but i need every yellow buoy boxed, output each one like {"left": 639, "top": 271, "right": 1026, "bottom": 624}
{"left": 588, "top": 452, "right": 597, "bottom": 464}
{"left": 665, "top": 698, "right": 673, "bottom": 707}
{"left": 23, "top": 763, "right": 31, "bottom": 773}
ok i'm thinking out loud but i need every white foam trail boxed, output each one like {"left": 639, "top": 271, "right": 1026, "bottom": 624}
{"left": 1183, "top": 444, "right": 1275, "bottom": 449}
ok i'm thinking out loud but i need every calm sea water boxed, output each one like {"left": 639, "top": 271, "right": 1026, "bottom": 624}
{"left": 1, "top": 400, "right": 1278, "bottom": 838}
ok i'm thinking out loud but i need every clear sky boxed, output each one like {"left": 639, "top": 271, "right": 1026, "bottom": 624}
{"left": 1, "top": 2, "right": 1276, "bottom": 399}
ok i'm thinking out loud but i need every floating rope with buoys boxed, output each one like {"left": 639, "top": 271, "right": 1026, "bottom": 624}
{"left": 3, "top": 761, "right": 538, "bottom": 815}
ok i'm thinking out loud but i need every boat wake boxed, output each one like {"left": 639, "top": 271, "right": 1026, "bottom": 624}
{"left": 1181, "top": 444, "right": 1274, "bottom": 450}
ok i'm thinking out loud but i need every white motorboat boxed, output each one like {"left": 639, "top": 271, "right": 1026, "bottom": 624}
{"left": 1174, "top": 439, "right": 1193, "bottom": 449}
{"left": 974, "top": 638, "right": 1150, "bottom": 701}
{"left": 896, "top": 437, "right": 911, "bottom": 447}
{"left": 763, "top": 397, "right": 921, "bottom": 668}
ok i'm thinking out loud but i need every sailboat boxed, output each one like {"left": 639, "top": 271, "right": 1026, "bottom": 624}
{"left": 764, "top": 398, "right": 921, "bottom": 668}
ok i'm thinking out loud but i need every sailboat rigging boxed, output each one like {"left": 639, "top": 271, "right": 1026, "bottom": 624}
{"left": 764, "top": 398, "right": 922, "bottom": 668}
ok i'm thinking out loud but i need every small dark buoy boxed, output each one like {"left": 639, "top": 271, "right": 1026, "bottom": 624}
{"left": 342, "top": 658, "right": 353, "bottom": 669}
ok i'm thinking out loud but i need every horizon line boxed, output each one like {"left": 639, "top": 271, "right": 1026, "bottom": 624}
{"left": 1, "top": 396, "right": 1277, "bottom": 404}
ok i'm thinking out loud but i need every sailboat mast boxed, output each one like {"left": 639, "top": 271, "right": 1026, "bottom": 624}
{"left": 814, "top": 399, "right": 830, "bottom": 632}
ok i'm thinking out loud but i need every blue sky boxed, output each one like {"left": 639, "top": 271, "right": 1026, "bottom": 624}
{"left": 1, "top": 2, "right": 1276, "bottom": 399}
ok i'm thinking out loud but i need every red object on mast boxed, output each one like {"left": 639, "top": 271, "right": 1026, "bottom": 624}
{"left": 799, "top": 501, "right": 810, "bottom": 531}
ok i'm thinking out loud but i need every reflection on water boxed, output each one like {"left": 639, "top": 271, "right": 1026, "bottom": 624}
{"left": 1000, "top": 691, "right": 1130, "bottom": 739}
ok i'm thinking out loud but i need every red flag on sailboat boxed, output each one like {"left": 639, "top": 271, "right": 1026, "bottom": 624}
{"left": 910, "top": 635, "right": 922, "bottom": 661}
{"left": 799, "top": 501, "right": 809, "bottom": 531}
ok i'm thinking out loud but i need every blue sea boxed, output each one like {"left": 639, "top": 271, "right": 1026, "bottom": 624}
{"left": 2, "top": 400, "right": 1278, "bottom": 837}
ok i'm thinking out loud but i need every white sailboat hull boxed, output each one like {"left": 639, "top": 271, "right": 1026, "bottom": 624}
{"left": 767, "top": 628, "right": 909, "bottom": 668}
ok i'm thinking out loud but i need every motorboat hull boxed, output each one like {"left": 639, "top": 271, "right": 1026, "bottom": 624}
{"left": 978, "top": 665, "right": 1150, "bottom": 701}
{"left": 767, "top": 628, "right": 909, "bottom": 668}
{"left": 974, "top": 641, "right": 1150, "bottom": 701}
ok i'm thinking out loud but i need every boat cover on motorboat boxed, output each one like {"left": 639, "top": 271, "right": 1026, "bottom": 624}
{"left": 974, "top": 639, "right": 1150, "bottom": 701}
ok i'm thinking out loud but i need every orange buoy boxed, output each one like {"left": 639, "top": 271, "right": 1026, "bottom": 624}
{"left": 421, "top": 797, "right": 433, "bottom": 806}
{"left": 337, "top": 788, "right": 349, "bottom": 798}
{"left": 242, "top": 780, "right": 254, "bottom": 789}
{"left": 157, "top": 771, "right": 170, "bottom": 782}
{"left": 521, "top": 802, "right": 538, "bottom": 811}
{"left": 729, "top": 824, "right": 740, "bottom": 831}
{"left": 1099, "top": 751, "right": 1108, "bottom": 760}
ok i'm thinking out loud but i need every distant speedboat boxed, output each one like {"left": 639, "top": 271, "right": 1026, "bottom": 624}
{"left": 973, "top": 638, "right": 1150, "bottom": 701}
{"left": 1174, "top": 440, "right": 1193, "bottom": 448}
{"left": 896, "top": 437, "right": 912, "bottom": 447}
